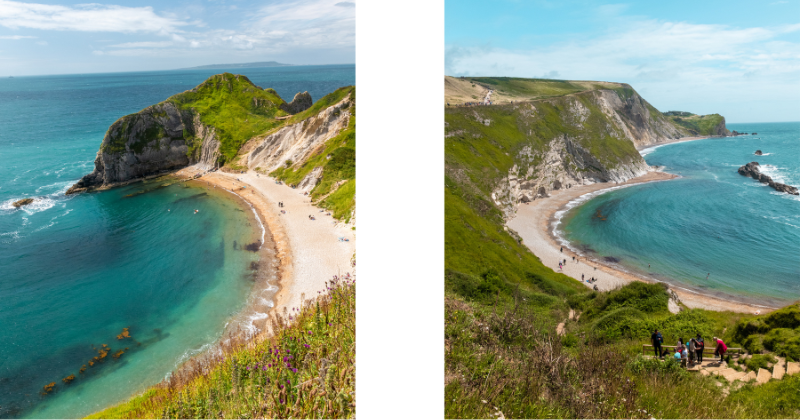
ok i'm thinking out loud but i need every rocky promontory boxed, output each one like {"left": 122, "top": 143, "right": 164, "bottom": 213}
{"left": 738, "top": 161, "right": 799, "bottom": 195}
{"left": 66, "top": 74, "right": 291, "bottom": 195}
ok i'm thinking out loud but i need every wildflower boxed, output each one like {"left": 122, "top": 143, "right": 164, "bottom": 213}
{"left": 292, "top": 368, "right": 297, "bottom": 373}
{"left": 304, "top": 344, "right": 310, "bottom": 348}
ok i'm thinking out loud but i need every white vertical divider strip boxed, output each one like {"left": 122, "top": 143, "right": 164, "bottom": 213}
{"left": 357, "top": 0, "right": 445, "bottom": 417}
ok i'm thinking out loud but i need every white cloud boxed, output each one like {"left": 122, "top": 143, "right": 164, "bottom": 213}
{"left": 446, "top": 19, "right": 800, "bottom": 83}
{"left": 0, "top": 34, "right": 34, "bottom": 39}
{"left": 0, "top": 0, "right": 190, "bottom": 33}
{"left": 109, "top": 41, "right": 173, "bottom": 49}
{"left": 95, "top": 0, "right": 354, "bottom": 58}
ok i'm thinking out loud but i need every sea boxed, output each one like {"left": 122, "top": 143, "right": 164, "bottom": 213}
{"left": 0, "top": 64, "right": 355, "bottom": 418}
{"left": 559, "top": 122, "right": 800, "bottom": 308}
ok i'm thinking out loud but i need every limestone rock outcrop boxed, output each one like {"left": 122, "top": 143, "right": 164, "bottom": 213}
{"left": 280, "top": 92, "right": 313, "bottom": 114}
{"left": 66, "top": 101, "right": 204, "bottom": 194}
{"left": 247, "top": 96, "right": 352, "bottom": 193}
{"left": 738, "top": 161, "right": 799, "bottom": 195}
{"left": 755, "top": 150, "right": 763, "bottom": 156}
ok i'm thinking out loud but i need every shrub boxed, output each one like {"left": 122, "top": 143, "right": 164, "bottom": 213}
{"left": 745, "top": 354, "right": 776, "bottom": 372}
{"left": 592, "top": 307, "right": 646, "bottom": 340}
{"left": 763, "top": 328, "right": 800, "bottom": 361}
{"left": 764, "top": 305, "right": 800, "bottom": 330}
{"left": 743, "top": 334, "right": 764, "bottom": 354}
{"left": 629, "top": 354, "right": 684, "bottom": 377}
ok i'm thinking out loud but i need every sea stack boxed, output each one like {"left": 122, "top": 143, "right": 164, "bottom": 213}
{"left": 738, "top": 161, "right": 799, "bottom": 195}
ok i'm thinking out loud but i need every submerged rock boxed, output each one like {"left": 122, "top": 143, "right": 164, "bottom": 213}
{"left": 12, "top": 198, "right": 34, "bottom": 208}
{"left": 755, "top": 150, "right": 762, "bottom": 156}
{"left": 738, "top": 161, "right": 799, "bottom": 195}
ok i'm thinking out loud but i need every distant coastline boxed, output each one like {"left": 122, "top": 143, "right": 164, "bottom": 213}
{"left": 178, "top": 61, "right": 293, "bottom": 70}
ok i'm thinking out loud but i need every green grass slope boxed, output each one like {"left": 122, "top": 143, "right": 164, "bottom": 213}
{"left": 269, "top": 87, "right": 356, "bottom": 222}
{"left": 171, "top": 73, "right": 288, "bottom": 162}
{"left": 665, "top": 112, "right": 727, "bottom": 136}
{"left": 88, "top": 278, "right": 355, "bottom": 419}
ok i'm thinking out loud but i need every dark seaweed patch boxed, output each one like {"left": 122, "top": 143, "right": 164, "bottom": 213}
{"left": 603, "top": 256, "right": 620, "bottom": 263}
{"left": 244, "top": 241, "right": 261, "bottom": 252}
{"left": 172, "top": 192, "right": 209, "bottom": 204}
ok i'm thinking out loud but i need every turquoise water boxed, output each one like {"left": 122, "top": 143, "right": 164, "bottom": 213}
{"left": 0, "top": 65, "right": 354, "bottom": 418}
{"left": 560, "top": 122, "right": 800, "bottom": 307}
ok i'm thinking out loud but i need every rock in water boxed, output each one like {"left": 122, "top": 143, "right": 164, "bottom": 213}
{"left": 12, "top": 198, "right": 34, "bottom": 207}
{"left": 738, "top": 161, "right": 799, "bottom": 195}
{"left": 280, "top": 91, "right": 313, "bottom": 114}
{"left": 755, "top": 150, "right": 762, "bottom": 155}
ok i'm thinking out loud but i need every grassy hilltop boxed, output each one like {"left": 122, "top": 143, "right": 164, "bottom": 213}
{"left": 444, "top": 77, "right": 799, "bottom": 419}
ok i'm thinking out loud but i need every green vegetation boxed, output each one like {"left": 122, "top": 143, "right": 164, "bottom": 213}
{"left": 88, "top": 277, "right": 355, "bottom": 419}
{"left": 444, "top": 77, "right": 793, "bottom": 418}
{"left": 731, "top": 304, "right": 800, "bottom": 360}
{"left": 271, "top": 88, "right": 356, "bottom": 222}
{"left": 666, "top": 113, "right": 726, "bottom": 136}
{"left": 101, "top": 73, "right": 288, "bottom": 163}
{"left": 170, "top": 73, "right": 287, "bottom": 162}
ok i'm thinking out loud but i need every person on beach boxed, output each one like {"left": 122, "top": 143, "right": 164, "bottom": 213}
{"left": 713, "top": 337, "right": 727, "bottom": 362}
{"left": 561, "top": 247, "right": 563, "bottom": 252}
{"left": 559, "top": 262, "right": 562, "bottom": 270}
{"left": 651, "top": 329, "right": 664, "bottom": 358}
{"left": 695, "top": 334, "right": 705, "bottom": 363}
{"left": 687, "top": 338, "right": 697, "bottom": 366}
{"left": 582, "top": 274, "right": 584, "bottom": 281}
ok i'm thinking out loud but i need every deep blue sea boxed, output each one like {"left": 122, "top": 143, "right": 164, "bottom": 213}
{"left": 0, "top": 64, "right": 354, "bottom": 418}
{"left": 560, "top": 122, "right": 800, "bottom": 308}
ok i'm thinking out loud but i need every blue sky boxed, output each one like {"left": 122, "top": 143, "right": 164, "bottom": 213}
{"left": 0, "top": 0, "right": 354, "bottom": 76}
{"left": 446, "top": 0, "right": 800, "bottom": 123}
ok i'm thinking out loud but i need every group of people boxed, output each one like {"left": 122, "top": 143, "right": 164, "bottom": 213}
{"left": 651, "top": 329, "right": 728, "bottom": 367}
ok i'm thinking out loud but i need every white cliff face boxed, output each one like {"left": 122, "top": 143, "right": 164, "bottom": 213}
{"left": 192, "top": 114, "right": 221, "bottom": 171}
{"left": 246, "top": 97, "right": 352, "bottom": 192}
{"left": 488, "top": 89, "right": 665, "bottom": 218}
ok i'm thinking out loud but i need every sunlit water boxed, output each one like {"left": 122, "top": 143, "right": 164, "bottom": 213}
{"left": 559, "top": 122, "right": 800, "bottom": 307}
{"left": 0, "top": 65, "right": 354, "bottom": 418}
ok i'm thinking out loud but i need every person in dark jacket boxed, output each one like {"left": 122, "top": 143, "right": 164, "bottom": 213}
{"left": 695, "top": 334, "right": 705, "bottom": 363}
{"left": 651, "top": 329, "right": 664, "bottom": 358}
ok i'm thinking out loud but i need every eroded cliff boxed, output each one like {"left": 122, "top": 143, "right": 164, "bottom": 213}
{"left": 67, "top": 73, "right": 289, "bottom": 194}
{"left": 446, "top": 84, "right": 705, "bottom": 219}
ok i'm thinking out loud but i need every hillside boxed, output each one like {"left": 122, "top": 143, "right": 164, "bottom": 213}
{"left": 66, "top": 73, "right": 356, "bottom": 222}
{"left": 444, "top": 77, "right": 798, "bottom": 418}
{"left": 665, "top": 111, "right": 730, "bottom": 136}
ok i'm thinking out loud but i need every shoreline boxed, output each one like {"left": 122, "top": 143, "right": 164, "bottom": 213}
{"left": 507, "top": 167, "right": 776, "bottom": 314}
{"left": 175, "top": 166, "right": 355, "bottom": 335}
{"left": 635, "top": 135, "right": 715, "bottom": 152}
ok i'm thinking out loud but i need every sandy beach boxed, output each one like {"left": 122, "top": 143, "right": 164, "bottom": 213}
{"left": 176, "top": 166, "right": 355, "bottom": 334}
{"left": 507, "top": 169, "right": 775, "bottom": 314}
{"left": 636, "top": 135, "right": 715, "bottom": 151}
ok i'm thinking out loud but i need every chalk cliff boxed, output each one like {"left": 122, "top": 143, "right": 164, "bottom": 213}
{"left": 445, "top": 81, "right": 729, "bottom": 219}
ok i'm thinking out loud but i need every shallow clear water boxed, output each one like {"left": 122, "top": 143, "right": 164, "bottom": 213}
{"left": 560, "top": 122, "right": 800, "bottom": 307}
{"left": 0, "top": 65, "right": 354, "bottom": 418}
